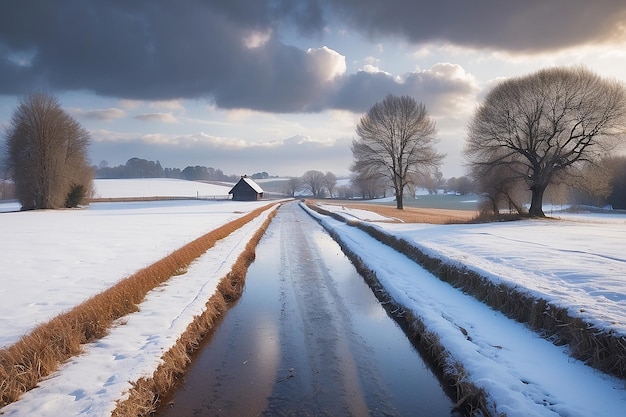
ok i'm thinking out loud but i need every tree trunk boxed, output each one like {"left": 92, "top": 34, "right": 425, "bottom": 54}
{"left": 395, "top": 186, "right": 403, "bottom": 210}
{"left": 529, "top": 184, "right": 546, "bottom": 217}
{"left": 394, "top": 171, "right": 404, "bottom": 210}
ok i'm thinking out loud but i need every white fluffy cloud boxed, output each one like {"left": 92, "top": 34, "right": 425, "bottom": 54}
{"left": 306, "top": 46, "right": 347, "bottom": 81}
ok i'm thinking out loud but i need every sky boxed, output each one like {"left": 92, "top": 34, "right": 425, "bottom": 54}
{"left": 1, "top": 1, "right": 626, "bottom": 178}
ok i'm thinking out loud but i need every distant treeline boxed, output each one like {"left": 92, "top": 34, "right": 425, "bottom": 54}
{"left": 94, "top": 157, "right": 272, "bottom": 182}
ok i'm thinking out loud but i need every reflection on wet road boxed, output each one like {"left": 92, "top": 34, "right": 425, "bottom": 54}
{"left": 157, "top": 202, "right": 457, "bottom": 416}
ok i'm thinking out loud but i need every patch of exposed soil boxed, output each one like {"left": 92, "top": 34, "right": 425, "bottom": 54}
{"left": 312, "top": 200, "right": 478, "bottom": 224}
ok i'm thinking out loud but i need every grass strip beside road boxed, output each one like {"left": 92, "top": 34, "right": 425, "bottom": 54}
{"left": 310, "top": 200, "right": 478, "bottom": 224}
{"left": 305, "top": 202, "right": 626, "bottom": 382}
{"left": 0, "top": 203, "right": 278, "bottom": 408}
{"left": 112, "top": 204, "right": 279, "bottom": 416}
{"left": 304, "top": 202, "right": 489, "bottom": 414}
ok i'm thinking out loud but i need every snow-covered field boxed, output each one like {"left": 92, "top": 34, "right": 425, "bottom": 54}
{"left": 0, "top": 179, "right": 277, "bottom": 416}
{"left": 312, "top": 203, "right": 626, "bottom": 417}
{"left": 1, "top": 179, "right": 625, "bottom": 416}
{"left": 318, "top": 204, "right": 626, "bottom": 337}
{"left": 91, "top": 178, "right": 233, "bottom": 199}
{"left": 0, "top": 179, "right": 268, "bottom": 349}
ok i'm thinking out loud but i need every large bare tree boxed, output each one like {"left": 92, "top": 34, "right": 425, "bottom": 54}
{"left": 351, "top": 94, "right": 443, "bottom": 209}
{"left": 465, "top": 66, "right": 626, "bottom": 217}
{"left": 5, "top": 92, "right": 93, "bottom": 210}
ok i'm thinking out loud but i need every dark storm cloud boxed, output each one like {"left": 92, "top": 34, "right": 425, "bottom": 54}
{"left": 331, "top": 64, "right": 478, "bottom": 115}
{"left": 1, "top": 1, "right": 623, "bottom": 113}
{"left": 210, "top": 42, "right": 336, "bottom": 112}
{"left": 330, "top": 0, "right": 626, "bottom": 53}
{"left": 0, "top": 0, "right": 329, "bottom": 106}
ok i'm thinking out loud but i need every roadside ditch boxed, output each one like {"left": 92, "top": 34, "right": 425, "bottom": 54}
{"left": 303, "top": 202, "right": 489, "bottom": 415}
{"left": 304, "top": 201, "right": 626, "bottom": 414}
{"left": 112, "top": 204, "right": 279, "bottom": 416}
{"left": 0, "top": 202, "right": 279, "bottom": 410}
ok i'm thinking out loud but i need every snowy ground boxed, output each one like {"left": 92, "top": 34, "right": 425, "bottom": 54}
{"left": 1, "top": 179, "right": 625, "bottom": 416}
{"left": 312, "top": 203, "right": 626, "bottom": 417}
{"left": 91, "top": 178, "right": 234, "bottom": 199}
{"left": 0, "top": 179, "right": 269, "bottom": 349}
{"left": 0, "top": 179, "right": 276, "bottom": 416}
{"left": 317, "top": 204, "right": 626, "bottom": 337}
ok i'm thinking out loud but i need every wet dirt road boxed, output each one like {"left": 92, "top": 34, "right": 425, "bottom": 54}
{"left": 157, "top": 202, "right": 457, "bottom": 416}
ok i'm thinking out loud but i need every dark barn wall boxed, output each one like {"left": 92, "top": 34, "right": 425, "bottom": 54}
{"left": 232, "top": 186, "right": 258, "bottom": 201}
{"left": 230, "top": 179, "right": 262, "bottom": 201}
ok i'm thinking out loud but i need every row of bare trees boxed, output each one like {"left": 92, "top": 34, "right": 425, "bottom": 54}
{"left": 351, "top": 67, "right": 626, "bottom": 215}
{"left": 469, "top": 155, "right": 626, "bottom": 214}
{"left": 95, "top": 158, "right": 245, "bottom": 182}
{"left": 283, "top": 170, "right": 337, "bottom": 198}
{"left": 4, "top": 67, "right": 625, "bottom": 215}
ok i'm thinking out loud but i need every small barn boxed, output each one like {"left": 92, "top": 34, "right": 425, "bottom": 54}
{"left": 229, "top": 175, "right": 264, "bottom": 201}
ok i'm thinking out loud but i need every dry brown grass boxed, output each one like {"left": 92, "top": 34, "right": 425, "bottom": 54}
{"left": 0, "top": 203, "right": 278, "bottom": 408}
{"left": 350, "top": 219, "right": 626, "bottom": 381}
{"left": 306, "top": 201, "right": 626, "bottom": 382}
{"left": 310, "top": 209, "right": 490, "bottom": 415}
{"left": 111, "top": 205, "right": 279, "bottom": 416}
{"left": 308, "top": 200, "right": 478, "bottom": 224}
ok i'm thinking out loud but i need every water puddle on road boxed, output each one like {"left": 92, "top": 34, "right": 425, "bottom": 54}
{"left": 156, "top": 204, "right": 460, "bottom": 416}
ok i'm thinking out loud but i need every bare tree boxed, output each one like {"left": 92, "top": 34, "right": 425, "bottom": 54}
{"left": 563, "top": 160, "right": 613, "bottom": 205}
{"left": 446, "top": 176, "right": 473, "bottom": 195}
{"left": 5, "top": 92, "right": 93, "bottom": 210}
{"left": 465, "top": 66, "right": 626, "bottom": 217}
{"left": 301, "top": 170, "right": 326, "bottom": 198}
{"left": 283, "top": 176, "right": 301, "bottom": 197}
{"left": 350, "top": 170, "right": 387, "bottom": 199}
{"left": 323, "top": 171, "right": 337, "bottom": 198}
{"left": 351, "top": 94, "right": 443, "bottom": 209}
{"left": 606, "top": 156, "right": 626, "bottom": 209}
{"left": 469, "top": 161, "right": 528, "bottom": 216}
{"left": 419, "top": 171, "right": 439, "bottom": 195}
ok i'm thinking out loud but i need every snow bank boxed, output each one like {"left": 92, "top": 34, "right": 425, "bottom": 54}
{"left": 305, "top": 203, "right": 626, "bottom": 417}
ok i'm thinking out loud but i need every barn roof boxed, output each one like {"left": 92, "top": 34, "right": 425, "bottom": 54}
{"left": 241, "top": 177, "right": 264, "bottom": 193}
{"left": 228, "top": 176, "right": 264, "bottom": 194}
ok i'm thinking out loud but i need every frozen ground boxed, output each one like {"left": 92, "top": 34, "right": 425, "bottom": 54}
{"left": 91, "top": 178, "right": 233, "bottom": 199}
{"left": 1, "top": 179, "right": 625, "bottom": 416}
{"left": 317, "top": 204, "right": 626, "bottom": 337}
{"left": 310, "top": 203, "right": 626, "bottom": 417}
{"left": 0, "top": 179, "right": 275, "bottom": 417}
{"left": 0, "top": 179, "right": 268, "bottom": 349}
